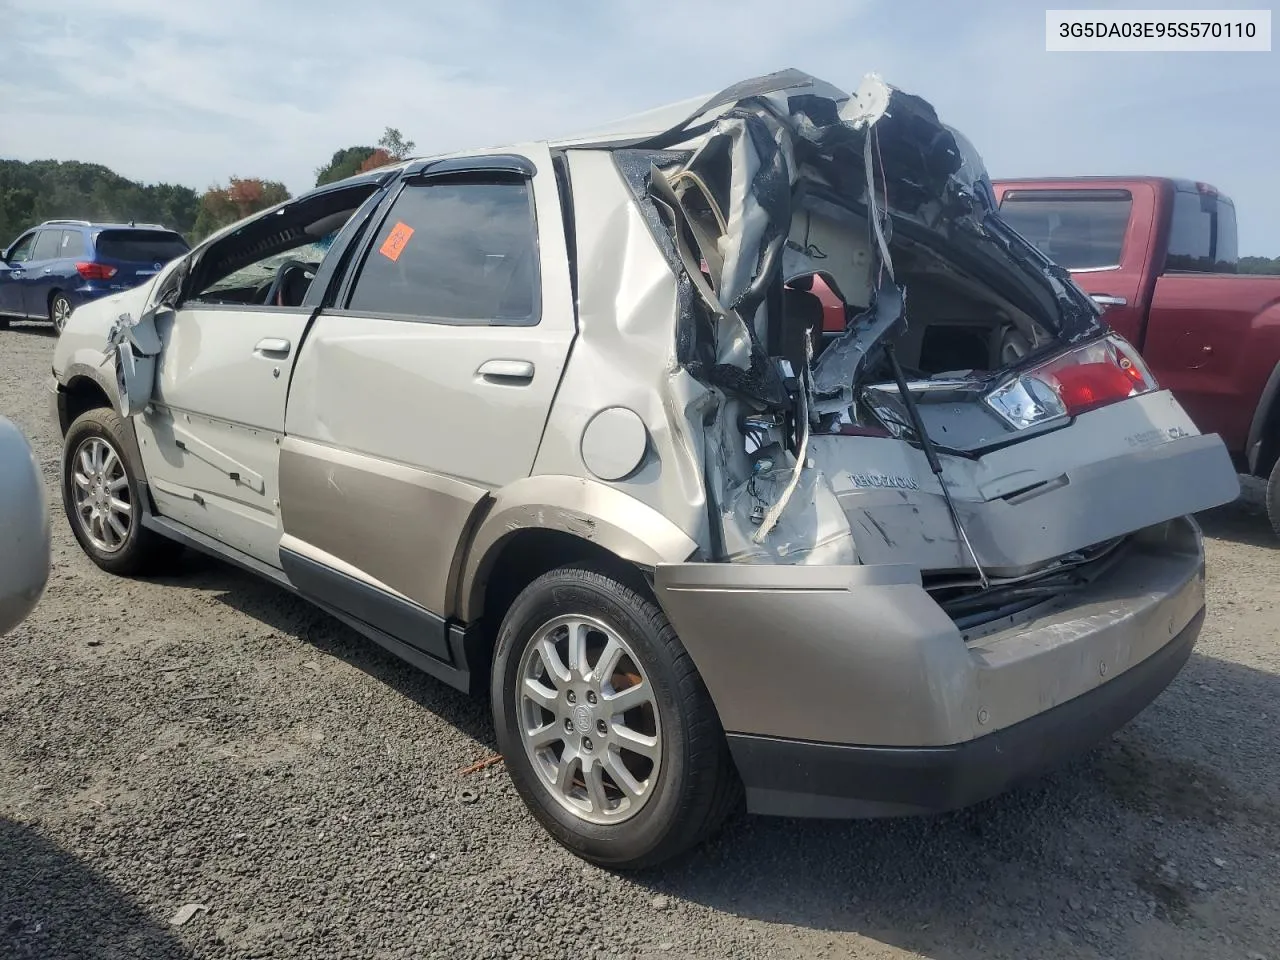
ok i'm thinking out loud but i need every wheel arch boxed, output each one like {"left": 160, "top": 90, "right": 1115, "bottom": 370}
{"left": 57, "top": 364, "right": 148, "bottom": 486}
{"left": 1246, "top": 358, "right": 1280, "bottom": 479}
{"left": 58, "top": 368, "right": 114, "bottom": 436}
{"left": 457, "top": 475, "right": 700, "bottom": 628}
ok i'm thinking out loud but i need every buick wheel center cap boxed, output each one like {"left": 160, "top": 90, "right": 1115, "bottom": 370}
{"left": 572, "top": 703, "right": 592, "bottom": 734}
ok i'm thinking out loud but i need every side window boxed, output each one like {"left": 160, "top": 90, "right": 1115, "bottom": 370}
{"left": 998, "top": 190, "right": 1132, "bottom": 271}
{"left": 31, "top": 230, "right": 63, "bottom": 261}
{"left": 346, "top": 177, "right": 539, "bottom": 323}
{"left": 1165, "top": 190, "right": 1238, "bottom": 274}
{"left": 61, "top": 230, "right": 88, "bottom": 258}
{"left": 5, "top": 233, "right": 37, "bottom": 262}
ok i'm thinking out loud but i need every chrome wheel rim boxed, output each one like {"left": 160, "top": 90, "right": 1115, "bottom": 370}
{"left": 517, "top": 614, "right": 662, "bottom": 825}
{"left": 52, "top": 297, "right": 71, "bottom": 332}
{"left": 71, "top": 436, "right": 132, "bottom": 553}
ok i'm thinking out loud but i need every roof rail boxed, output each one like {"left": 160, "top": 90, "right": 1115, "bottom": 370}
{"left": 41, "top": 219, "right": 92, "bottom": 227}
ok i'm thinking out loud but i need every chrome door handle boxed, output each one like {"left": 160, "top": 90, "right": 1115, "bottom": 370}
{"left": 1091, "top": 294, "right": 1127, "bottom": 307}
{"left": 477, "top": 359, "right": 535, "bottom": 384}
{"left": 43, "top": 267, "right": 53, "bottom": 275}
{"left": 254, "top": 337, "right": 292, "bottom": 356}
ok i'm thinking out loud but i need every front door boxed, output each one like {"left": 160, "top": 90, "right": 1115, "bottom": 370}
{"left": 0, "top": 231, "right": 37, "bottom": 316}
{"left": 136, "top": 302, "right": 313, "bottom": 566}
{"left": 129, "top": 182, "right": 385, "bottom": 567}
{"left": 21, "top": 229, "right": 64, "bottom": 319}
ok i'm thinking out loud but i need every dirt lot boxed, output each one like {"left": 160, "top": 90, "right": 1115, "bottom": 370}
{"left": 2, "top": 320, "right": 1278, "bottom": 960}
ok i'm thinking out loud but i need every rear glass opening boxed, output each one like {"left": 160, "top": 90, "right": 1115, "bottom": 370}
{"left": 997, "top": 190, "right": 1132, "bottom": 271}
{"left": 94, "top": 230, "right": 190, "bottom": 263}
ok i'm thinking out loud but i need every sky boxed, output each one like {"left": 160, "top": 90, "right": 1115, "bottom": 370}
{"left": 1, "top": 0, "right": 1277, "bottom": 254}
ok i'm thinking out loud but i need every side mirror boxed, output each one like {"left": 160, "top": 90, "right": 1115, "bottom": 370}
{"left": 0, "top": 417, "right": 50, "bottom": 636}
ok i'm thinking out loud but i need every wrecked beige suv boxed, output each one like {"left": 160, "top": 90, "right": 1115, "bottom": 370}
{"left": 51, "top": 70, "right": 1239, "bottom": 868}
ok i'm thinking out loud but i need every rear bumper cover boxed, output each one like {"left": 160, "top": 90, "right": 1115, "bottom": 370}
{"left": 728, "top": 606, "right": 1202, "bottom": 817}
{"left": 653, "top": 516, "right": 1207, "bottom": 818}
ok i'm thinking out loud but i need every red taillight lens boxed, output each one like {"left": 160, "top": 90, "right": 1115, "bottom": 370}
{"left": 1054, "top": 361, "right": 1136, "bottom": 416}
{"left": 76, "top": 262, "right": 117, "bottom": 280}
{"left": 985, "top": 335, "right": 1159, "bottom": 429}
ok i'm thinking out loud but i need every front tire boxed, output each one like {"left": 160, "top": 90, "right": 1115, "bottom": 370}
{"left": 1267, "top": 457, "right": 1280, "bottom": 538}
{"left": 61, "top": 407, "right": 180, "bottom": 575}
{"left": 491, "top": 566, "right": 740, "bottom": 869}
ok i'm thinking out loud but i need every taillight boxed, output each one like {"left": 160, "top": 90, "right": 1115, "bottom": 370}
{"left": 985, "top": 335, "right": 1158, "bottom": 430}
{"left": 76, "top": 262, "right": 117, "bottom": 280}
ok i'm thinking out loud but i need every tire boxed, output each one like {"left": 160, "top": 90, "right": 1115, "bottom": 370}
{"left": 0, "top": 317, "right": 9, "bottom": 330}
{"left": 491, "top": 566, "right": 740, "bottom": 869}
{"left": 50, "top": 292, "right": 72, "bottom": 333}
{"left": 1267, "top": 457, "right": 1280, "bottom": 538}
{"left": 61, "top": 407, "right": 181, "bottom": 576}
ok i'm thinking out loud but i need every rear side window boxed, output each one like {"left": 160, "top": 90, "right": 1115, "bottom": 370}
{"left": 346, "top": 177, "right": 539, "bottom": 323}
{"left": 1166, "top": 189, "right": 1238, "bottom": 273}
{"left": 60, "top": 230, "right": 88, "bottom": 258}
{"left": 32, "top": 230, "right": 62, "bottom": 261}
{"left": 998, "top": 190, "right": 1132, "bottom": 270}
{"left": 94, "top": 230, "right": 190, "bottom": 263}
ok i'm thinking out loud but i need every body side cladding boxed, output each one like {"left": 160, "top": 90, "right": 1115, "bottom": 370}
{"left": 141, "top": 507, "right": 484, "bottom": 694}
{"left": 279, "top": 548, "right": 452, "bottom": 661}
{"left": 457, "top": 475, "right": 700, "bottom": 623}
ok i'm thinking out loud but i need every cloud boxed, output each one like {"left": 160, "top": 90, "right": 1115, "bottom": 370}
{"left": 1, "top": 0, "right": 1277, "bottom": 252}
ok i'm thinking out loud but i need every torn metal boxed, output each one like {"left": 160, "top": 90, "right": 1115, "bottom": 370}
{"left": 628, "top": 69, "right": 1107, "bottom": 576}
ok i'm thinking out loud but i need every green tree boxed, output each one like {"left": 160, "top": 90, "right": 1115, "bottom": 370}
{"left": 0, "top": 159, "right": 200, "bottom": 247}
{"left": 314, "top": 145, "right": 376, "bottom": 187}
{"left": 192, "top": 177, "right": 291, "bottom": 240}
{"left": 1238, "top": 255, "right": 1280, "bottom": 275}
{"left": 377, "top": 127, "right": 415, "bottom": 160}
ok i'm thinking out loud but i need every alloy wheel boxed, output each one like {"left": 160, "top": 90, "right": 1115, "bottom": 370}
{"left": 52, "top": 296, "right": 72, "bottom": 333}
{"left": 70, "top": 436, "right": 132, "bottom": 553}
{"left": 516, "top": 614, "right": 663, "bottom": 825}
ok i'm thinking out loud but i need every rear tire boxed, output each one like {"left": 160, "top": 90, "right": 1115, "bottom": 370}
{"left": 50, "top": 292, "right": 72, "bottom": 333}
{"left": 1267, "top": 457, "right": 1280, "bottom": 538}
{"left": 61, "top": 407, "right": 181, "bottom": 576}
{"left": 491, "top": 566, "right": 740, "bottom": 869}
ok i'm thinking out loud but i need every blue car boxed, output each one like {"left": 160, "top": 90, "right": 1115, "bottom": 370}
{"left": 0, "top": 220, "right": 190, "bottom": 333}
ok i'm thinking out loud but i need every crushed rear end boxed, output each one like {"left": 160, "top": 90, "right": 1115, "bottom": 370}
{"left": 598, "top": 70, "right": 1239, "bottom": 816}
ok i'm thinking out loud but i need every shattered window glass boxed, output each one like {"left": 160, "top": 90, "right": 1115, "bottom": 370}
{"left": 346, "top": 178, "right": 539, "bottom": 323}
{"left": 200, "top": 240, "right": 330, "bottom": 297}
{"left": 997, "top": 191, "right": 1131, "bottom": 270}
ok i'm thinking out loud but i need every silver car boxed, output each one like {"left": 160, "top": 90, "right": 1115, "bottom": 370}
{"left": 1, "top": 416, "right": 50, "bottom": 636}
{"left": 50, "top": 70, "right": 1239, "bottom": 868}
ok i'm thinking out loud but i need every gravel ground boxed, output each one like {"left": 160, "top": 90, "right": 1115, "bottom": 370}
{"left": 2, "top": 318, "right": 1278, "bottom": 960}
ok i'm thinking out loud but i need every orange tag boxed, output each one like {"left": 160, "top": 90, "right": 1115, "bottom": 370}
{"left": 378, "top": 221, "right": 415, "bottom": 261}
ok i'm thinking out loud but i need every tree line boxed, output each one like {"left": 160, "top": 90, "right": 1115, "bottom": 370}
{"left": 0, "top": 128, "right": 416, "bottom": 248}
{"left": 4, "top": 127, "right": 1279, "bottom": 272}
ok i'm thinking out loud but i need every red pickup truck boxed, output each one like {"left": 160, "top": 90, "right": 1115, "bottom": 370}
{"left": 804, "top": 176, "right": 1279, "bottom": 532}
{"left": 984, "top": 177, "right": 1280, "bottom": 534}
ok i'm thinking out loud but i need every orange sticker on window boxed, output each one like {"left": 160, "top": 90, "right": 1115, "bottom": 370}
{"left": 378, "top": 221, "right": 415, "bottom": 261}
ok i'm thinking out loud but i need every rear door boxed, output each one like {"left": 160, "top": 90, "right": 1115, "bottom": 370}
{"left": 281, "top": 145, "right": 575, "bottom": 636}
{"left": 995, "top": 181, "right": 1161, "bottom": 347}
{"left": 21, "top": 229, "right": 63, "bottom": 318}
{"left": 1142, "top": 187, "right": 1247, "bottom": 448}
{"left": 0, "top": 231, "right": 37, "bottom": 316}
